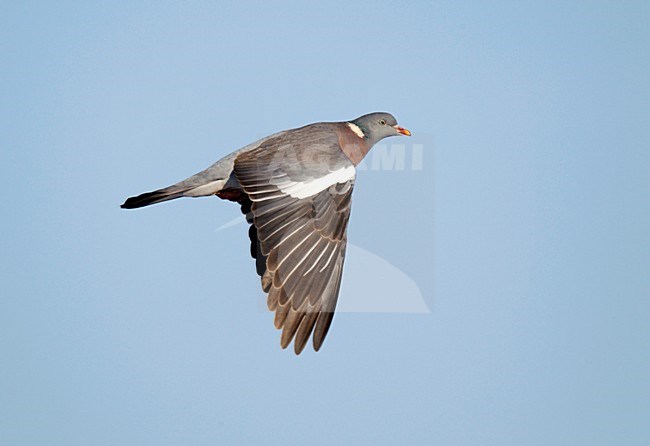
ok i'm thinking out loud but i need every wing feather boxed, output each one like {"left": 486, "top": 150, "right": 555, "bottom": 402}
{"left": 233, "top": 133, "right": 355, "bottom": 354}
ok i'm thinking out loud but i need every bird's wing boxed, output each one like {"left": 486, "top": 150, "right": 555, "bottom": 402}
{"left": 233, "top": 125, "right": 355, "bottom": 354}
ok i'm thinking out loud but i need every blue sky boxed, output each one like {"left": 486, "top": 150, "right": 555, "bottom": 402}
{"left": 1, "top": 1, "right": 649, "bottom": 445}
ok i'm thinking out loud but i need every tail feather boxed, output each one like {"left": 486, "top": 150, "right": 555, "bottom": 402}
{"left": 121, "top": 154, "right": 236, "bottom": 209}
{"left": 121, "top": 187, "right": 189, "bottom": 209}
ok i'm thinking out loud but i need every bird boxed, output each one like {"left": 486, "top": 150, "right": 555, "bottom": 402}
{"left": 121, "top": 112, "right": 411, "bottom": 354}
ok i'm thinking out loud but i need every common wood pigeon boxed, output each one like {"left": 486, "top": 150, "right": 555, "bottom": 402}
{"left": 122, "top": 112, "right": 411, "bottom": 354}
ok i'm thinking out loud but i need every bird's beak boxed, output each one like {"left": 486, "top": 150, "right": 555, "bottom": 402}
{"left": 394, "top": 125, "right": 411, "bottom": 136}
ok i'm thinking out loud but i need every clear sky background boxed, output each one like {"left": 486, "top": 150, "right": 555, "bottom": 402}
{"left": 1, "top": 1, "right": 649, "bottom": 445}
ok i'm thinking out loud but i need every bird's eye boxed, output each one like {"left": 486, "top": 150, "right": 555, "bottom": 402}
{"left": 379, "top": 119, "right": 386, "bottom": 126}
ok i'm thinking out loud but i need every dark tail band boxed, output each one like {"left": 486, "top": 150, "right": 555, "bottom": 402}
{"left": 121, "top": 188, "right": 186, "bottom": 209}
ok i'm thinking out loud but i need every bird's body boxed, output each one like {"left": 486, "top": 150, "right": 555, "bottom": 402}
{"left": 122, "top": 112, "right": 410, "bottom": 354}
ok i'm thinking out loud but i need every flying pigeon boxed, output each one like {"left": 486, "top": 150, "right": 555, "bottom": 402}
{"left": 121, "top": 112, "right": 411, "bottom": 354}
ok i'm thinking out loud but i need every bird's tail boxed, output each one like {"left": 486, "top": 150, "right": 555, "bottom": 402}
{"left": 121, "top": 186, "right": 191, "bottom": 209}
{"left": 121, "top": 176, "right": 229, "bottom": 209}
{"left": 121, "top": 151, "right": 238, "bottom": 210}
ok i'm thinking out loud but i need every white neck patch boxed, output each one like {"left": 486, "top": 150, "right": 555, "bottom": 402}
{"left": 346, "top": 122, "right": 365, "bottom": 138}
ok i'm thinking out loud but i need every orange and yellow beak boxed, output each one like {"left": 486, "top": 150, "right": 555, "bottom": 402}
{"left": 394, "top": 125, "right": 412, "bottom": 136}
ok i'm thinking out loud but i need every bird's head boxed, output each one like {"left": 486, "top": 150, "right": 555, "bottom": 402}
{"left": 351, "top": 112, "right": 411, "bottom": 147}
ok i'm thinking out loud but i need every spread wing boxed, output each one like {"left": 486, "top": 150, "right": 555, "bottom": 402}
{"left": 233, "top": 126, "right": 355, "bottom": 354}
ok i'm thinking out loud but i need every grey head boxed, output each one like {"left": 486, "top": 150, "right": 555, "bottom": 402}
{"left": 350, "top": 112, "right": 411, "bottom": 147}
